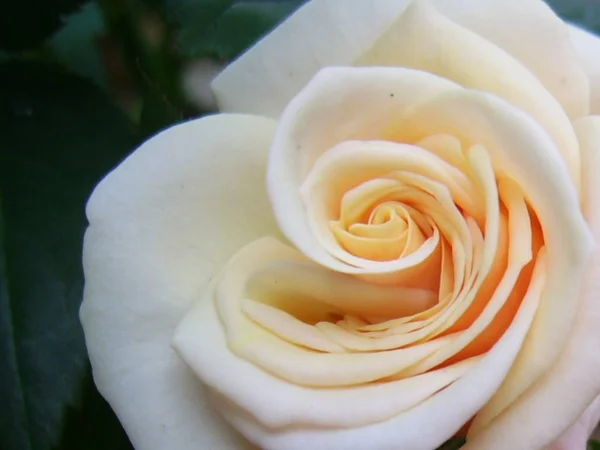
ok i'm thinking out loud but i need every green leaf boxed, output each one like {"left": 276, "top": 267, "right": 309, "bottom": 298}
{"left": 589, "top": 440, "right": 600, "bottom": 450}
{"left": 168, "top": 0, "right": 303, "bottom": 60}
{"left": 98, "top": 0, "right": 190, "bottom": 133}
{"left": 56, "top": 368, "right": 133, "bottom": 450}
{"left": 437, "top": 438, "right": 466, "bottom": 450}
{"left": 163, "top": 0, "right": 235, "bottom": 31}
{"left": 139, "top": 84, "right": 185, "bottom": 137}
{"left": 0, "top": 0, "right": 86, "bottom": 52}
{"left": 47, "top": 2, "right": 108, "bottom": 89}
{"left": 546, "top": 0, "right": 600, "bottom": 33}
{"left": 0, "top": 60, "right": 138, "bottom": 450}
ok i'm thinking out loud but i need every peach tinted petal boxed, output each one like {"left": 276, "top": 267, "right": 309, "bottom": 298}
{"left": 465, "top": 117, "right": 600, "bottom": 449}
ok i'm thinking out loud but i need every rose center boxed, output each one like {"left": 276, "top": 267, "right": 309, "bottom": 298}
{"left": 329, "top": 175, "right": 438, "bottom": 262}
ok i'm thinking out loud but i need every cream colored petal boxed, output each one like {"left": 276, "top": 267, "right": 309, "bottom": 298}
{"left": 359, "top": 222, "right": 475, "bottom": 334}
{"left": 214, "top": 238, "right": 450, "bottom": 387}
{"left": 349, "top": 151, "right": 494, "bottom": 333}
{"left": 212, "top": 0, "right": 588, "bottom": 121}
{"left": 273, "top": 67, "right": 460, "bottom": 180}
{"left": 241, "top": 299, "right": 346, "bottom": 353}
{"left": 357, "top": 0, "right": 580, "bottom": 188}
{"left": 569, "top": 25, "right": 600, "bottom": 115}
{"left": 174, "top": 273, "right": 478, "bottom": 431}
{"left": 194, "top": 251, "right": 547, "bottom": 450}
{"left": 403, "top": 176, "right": 533, "bottom": 375}
{"left": 266, "top": 66, "right": 460, "bottom": 275}
{"left": 80, "top": 114, "right": 280, "bottom": 450}
{"left": 331, "top": 225, "right": 412, "bottom": 262}
{"left": 248, "top": 260, "right": 437, "bottom": 319}
{"left": 394, "top": 89, "right": 593, "bottom": 425}
{"left": 267, "top": 65, "right": 471, "bottom": 274}
{"left": 546, "top": 395, "right": 600, "bottom": 450}
{"left": 432, "top": 0, "right": 590, "bottom": 118}
{"left": 464, "top": 116, "right": 600, "bottom": 450}
{"left": 299, "top": 141, "right": 473, "bottom": 273}
{"left": 416, "top": 133, "right": 469, "bottom": 174}
{"left": 317, "top": 146, "right": 503, "bottom": 353}
{"left": 211, "top": 0, "right": 413, "bottom": 117}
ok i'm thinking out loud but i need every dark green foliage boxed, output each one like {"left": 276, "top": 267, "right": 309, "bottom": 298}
{"left": 437, "top": 438, "right": 466, "bottom": 450}
{"left": 167, "top": 0, "right": 304, "bottom": 60}
{"left": 0, "top": 0, "right": 86, "bottom": 51}
{"left": 0, "top": 61, "right": 139, "bottom": 450}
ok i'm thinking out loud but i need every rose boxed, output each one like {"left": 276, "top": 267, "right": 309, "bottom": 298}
{"left": 79, "top": 0, "right": 600, "bottom": 449}
{"left": 81, "top": 1, "right": 600, "bottom": 448}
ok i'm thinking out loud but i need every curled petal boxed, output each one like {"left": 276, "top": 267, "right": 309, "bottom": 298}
{"left": 268, "top": 66, "right": 460, "bottom": 273}
{"left": 175, "top": 238, "right": 476, "bottom": 431}
{"left": 174, "top": 238, "right": 548, "bottom": 450}
{"left": 431, "top": 0, "right": 590, "bottom": 118}
{"left": 465, "top": 117, "right": 600, "bottom": 449}
{"left": 393, "top": 90, "right": 593, "bottom": 434}
{"left": 356, "top": 0, "right": 580, "bottom": 187}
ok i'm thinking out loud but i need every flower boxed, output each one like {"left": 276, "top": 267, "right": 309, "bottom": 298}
{"left": 80, "top": 1, "right": 600, "bottom": 449}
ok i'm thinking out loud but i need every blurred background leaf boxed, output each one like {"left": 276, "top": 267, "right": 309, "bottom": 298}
{"left": 47, "top": 3, "right": 108, "bottom": 89}
{"left": 546, "top": 0, "right": 600, "bottom": 32}
{"left": 436, "top": 438, "right": 466, "bottom": 450}
{"left": 167, "top": 0, "right": 303, "bottom": 60}
{"left": 0, "top": 60, "right": 139, "bottom": 450}
{"left": 0, "top": 0, "right": 86, "bottom": 52}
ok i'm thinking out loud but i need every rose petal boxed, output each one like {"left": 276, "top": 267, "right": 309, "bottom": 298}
{"left": 211, "top": 238, "right": 454, "bottom": 387}
{"left": 568, "top": 25, "right": 600, "bottom": 115}
{"left": 356, "top": 0, "right": 580, "bottom": 187}
{"left": 464, "top": 117, "right": 600, "bottom": 449}
{"left": 180, "top": 248, "right": 547, "bottom": 450}
{"left": 402, "top": 172, "right": 533, "bottom": 375}
{"left": 431, "top": 0, "right": 590, "bottom": 119}
{"left": 270, "top": 68, "right": 592, "bottom": 306}
{"left": 212, "top": 0, "right": 413, "bottom": 117}
{"left": 212, "top": 0, "right": 588, "bottom": 122}
{"left": 80, "top": 114, "right": 279, "bottom": 450}
{"left": 174, "top": 237, "right": 480, "bottom": 432}
{"left": 315, "top": 147, "right": 507, "bottom": 354}
{"left": 298, "top": 140, "right": 474, "bottom": 277}
{"left": 546, "top": 395, "right": 600, "bottom": 450}
{"left": 268, "top": 66, "right": 459, "bottom": 274}
{"left": 393, "top": 90, "right": 594, "bottom": 436}
{"left": 247, "top": 261, "right": 438, "bottom": 319}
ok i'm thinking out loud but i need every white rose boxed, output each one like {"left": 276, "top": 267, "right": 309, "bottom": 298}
{"left": 80, "top": 1, "right": 600, "bottom": 449}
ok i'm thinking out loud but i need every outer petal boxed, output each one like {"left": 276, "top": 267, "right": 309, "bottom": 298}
{"left": 212, "top": 0, "right": 412, "bottom": 117}
{"left": 80, "top": 114, "right": 278, "bottom": 450}
{"left": 174, "top": 238, "right": 477, "bottom": 431}
{"left": 465, "top": 117, "right": 600, "bottom": 449}
{"left": 356, "top": 0, "right": 580, "bottom": 187}
{"left": 432, "top": 0, "right": 589, "bottom": 119}
{"left": 569, "top": 25, "right": 600, "bottom": 115}
{"left": 202, "top": 251, "right": 547, "bottom": 450}
{"left": 212, "top": 0, "right": 589, "bottom": 120}
{"left": 546, "top": 395, "right": 600, "bottom": 450}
